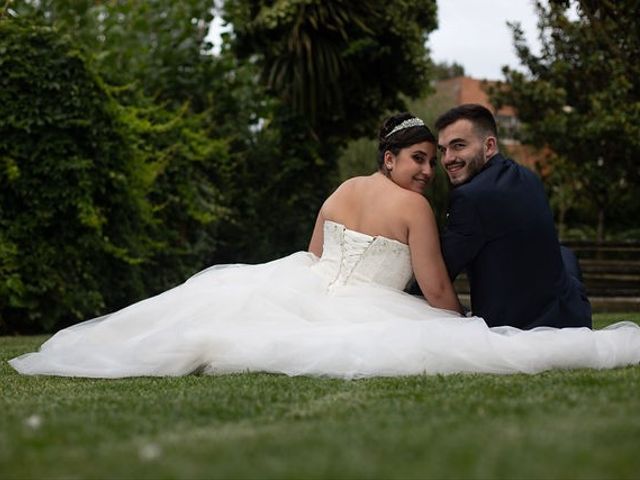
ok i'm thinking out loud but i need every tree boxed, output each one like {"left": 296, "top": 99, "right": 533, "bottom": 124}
{"left": 0, "top": 18, "right": 154, "bottom": 332}
{"left": 491, "top": 0, "right": 640, "bottom": 240}
{"left": 9, "top": 0, "right": 218, "bottom": 111}
{"left": 7, "top": 0, "right": 280, "bottom": 264}
{"left": 431, "top": 60, "right": 465, "bottom": 80}
{"left": 0, "top": 16, "right": 232, "bottom": 333}
{"left": 220, "top": 0, "right": 439, "bottom": 256}
{"left": 225, "top": 0, "right": 437, "bottom": 142}
{"left": 5, "top": 0, "right": 443, "bottom": 272}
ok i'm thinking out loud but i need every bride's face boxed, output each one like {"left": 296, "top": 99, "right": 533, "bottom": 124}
{"left": 384, "top": 141, "right": 437, "bottom": 193}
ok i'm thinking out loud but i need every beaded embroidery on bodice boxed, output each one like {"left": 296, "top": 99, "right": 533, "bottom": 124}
{"left": 311, "top": 221, "right": 414, "bottom": 291}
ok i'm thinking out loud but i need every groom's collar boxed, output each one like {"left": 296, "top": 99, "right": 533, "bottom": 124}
{"left": 482, "top": 152, "right": 504, "bottom": 171}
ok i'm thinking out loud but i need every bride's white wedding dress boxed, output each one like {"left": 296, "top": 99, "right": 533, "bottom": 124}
{"left": 9, "top": 221, "right": 640, "bottom": 378}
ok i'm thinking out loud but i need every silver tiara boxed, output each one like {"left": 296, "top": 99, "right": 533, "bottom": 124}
{"left": 385, "top": 117, "right": 425, "bottom": 138}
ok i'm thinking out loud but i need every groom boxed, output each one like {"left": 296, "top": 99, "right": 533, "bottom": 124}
{"left": 435, "top": 104, "right": 591, "bottom": 329}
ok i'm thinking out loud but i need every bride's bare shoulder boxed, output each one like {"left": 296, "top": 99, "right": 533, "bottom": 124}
{"left": 336, "top": 175, "right": 370, "bottom": 190}
{"left": 325, "top": 175, "right": 370, "bottom": 200}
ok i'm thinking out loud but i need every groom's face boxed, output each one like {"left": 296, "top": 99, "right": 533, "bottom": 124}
{"left": 437, "top": 119, "right": 488, "bottom": 186}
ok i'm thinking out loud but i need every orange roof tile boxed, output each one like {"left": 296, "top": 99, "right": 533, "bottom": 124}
{"left": 436, "top": 76, "right": 515, "bottom": 116}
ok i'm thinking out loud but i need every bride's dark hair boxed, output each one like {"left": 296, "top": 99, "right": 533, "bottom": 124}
{"left": 377, "top": 112, "right": 436, "bottom": 170}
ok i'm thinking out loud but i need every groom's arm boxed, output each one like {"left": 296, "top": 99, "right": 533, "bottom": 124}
{"left": 441, "top": 190, "right": 485, "bottom": 280}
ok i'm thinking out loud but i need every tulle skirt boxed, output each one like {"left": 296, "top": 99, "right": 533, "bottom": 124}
{"left": 9, "top": 252, "right": 640, "bottom": 378}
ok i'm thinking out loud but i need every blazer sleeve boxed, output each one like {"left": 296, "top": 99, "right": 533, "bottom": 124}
{"left": 441, "top": 190, "right": 485, "bottom": 280}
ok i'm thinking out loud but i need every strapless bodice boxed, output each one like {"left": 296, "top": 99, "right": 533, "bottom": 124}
{"left": 311, "top": 221, "right": 413, "bottom": 291}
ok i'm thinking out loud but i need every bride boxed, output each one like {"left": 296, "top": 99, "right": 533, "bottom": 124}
{"left": 9, "top": 113, "right": 640, "bottom": 378}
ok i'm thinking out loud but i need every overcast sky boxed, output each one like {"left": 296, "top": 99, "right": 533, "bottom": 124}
{"left": 429, "top": 0, "right": 542, "bottom": 80}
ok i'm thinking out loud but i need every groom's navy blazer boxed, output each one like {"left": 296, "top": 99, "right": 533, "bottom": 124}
{"left": 441, "top": 153, "right": 592, "bottom": 329}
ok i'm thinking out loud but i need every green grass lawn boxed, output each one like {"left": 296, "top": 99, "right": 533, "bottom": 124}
{"left": 1, "top": 313, "right": 639, "bottom": 479}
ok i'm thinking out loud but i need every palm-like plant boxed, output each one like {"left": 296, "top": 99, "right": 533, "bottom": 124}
{"left": 230, "top": 0, "right": 379, "bottom": 124}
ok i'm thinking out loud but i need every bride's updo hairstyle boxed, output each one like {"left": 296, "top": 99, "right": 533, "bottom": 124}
{"left": 377, "top": 112, "right": 436, "bottom": 171}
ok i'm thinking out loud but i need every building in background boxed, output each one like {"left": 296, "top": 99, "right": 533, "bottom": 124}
{"left": 433, "top": 76, "right": 548, "bottom": 169}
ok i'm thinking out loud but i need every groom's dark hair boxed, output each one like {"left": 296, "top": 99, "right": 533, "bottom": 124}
{"left": 435, "top": 104, "right": 498, "bottom": 138}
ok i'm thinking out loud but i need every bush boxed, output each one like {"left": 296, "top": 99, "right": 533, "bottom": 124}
{"left": 0, "top": 19, "right": 230, "bottom": 333}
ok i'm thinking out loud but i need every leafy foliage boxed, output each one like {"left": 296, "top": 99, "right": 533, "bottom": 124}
{"left": 492, "top": 0, "right": 640, "bottom": 239}
{"left": 0, "top": 18, "right": 230, "bottom": 333}
{"left": 226, "top": 0, "right": 438, "bottom": 141}
{"left": 0, "top": 0, "right": 444, "bottom": 332}
{"left": 120, "top": 99, "right": 232, "bottom": 292}
{"left": 431, "top": 60, "right": 466, "bottom": 80}
{"left": 10, "top": 0, "right": 218, "bottom": 111}
{"left": 0, "top": 19, "right": 152, "bottom": 331}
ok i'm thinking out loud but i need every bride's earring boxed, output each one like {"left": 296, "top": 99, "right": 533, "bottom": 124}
{"left": 384, "top": 151, "right": 394, "bottom": 177}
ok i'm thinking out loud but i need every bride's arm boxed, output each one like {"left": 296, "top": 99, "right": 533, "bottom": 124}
{"left": 406, "top": 196, "right": 464, "bottom": 315}
{"left": 308, "top": 208, "right": 326, "bottom": 257}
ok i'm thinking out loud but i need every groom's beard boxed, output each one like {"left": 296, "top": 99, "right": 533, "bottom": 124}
{"left": 448, "top": 149, "right": 486, "bottom": 187}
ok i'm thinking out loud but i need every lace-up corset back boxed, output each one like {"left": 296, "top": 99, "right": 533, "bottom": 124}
{"left": 312, "top": 221, "right": 413, "bottom": 291}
